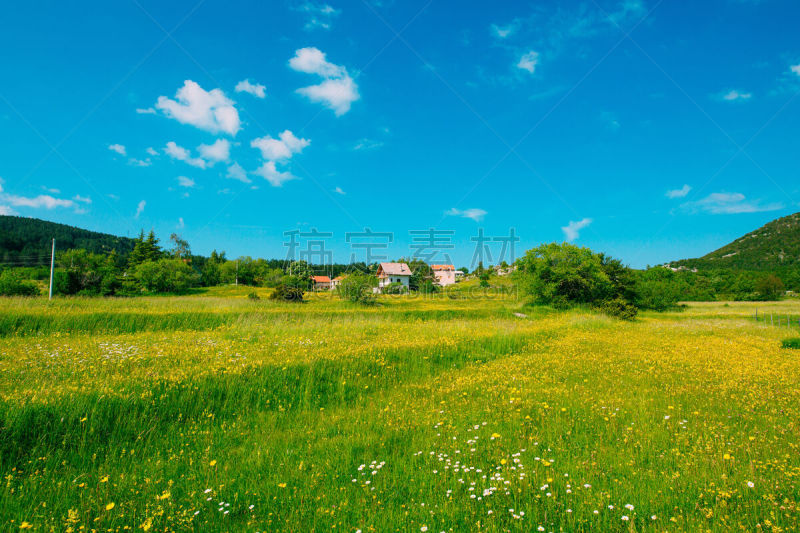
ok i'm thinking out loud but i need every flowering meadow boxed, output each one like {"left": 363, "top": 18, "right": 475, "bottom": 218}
{"left": 1, "top": 289, "right": 799, "bottom": 531}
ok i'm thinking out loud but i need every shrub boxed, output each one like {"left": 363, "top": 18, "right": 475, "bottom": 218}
{"left": 134, "top": 259, "right": 197, "bottom": 294}
{"left": 781, "top": 338, "right": 800, "bottom": 349}
{"left": 756, "top": 274, "right": 784, "bottom": 301}
{"left": 596, "top": 298, "right": 638, "bottom": 321}
{"left": 337, "top": 272, "right": 377, "bottom": 305}
{"left": 247, "top": 291, "right": 260, "bottom": 300}
{"left": 0, "top": 270, "right": 39, "bottom": 296}
{"left": 419, "top": 280, "right": 439, "bottom": 294}
{"left": 513, "top": 243, "right": 635, "bottom": 306}
{"left": 635, "top": 278, "right": 681, "bottom": 311}
{"left": 270, "top": 283, "right": 304, "bottom": 302}
{"left": 382, "top": 282, "right": 406, "bottom": 295}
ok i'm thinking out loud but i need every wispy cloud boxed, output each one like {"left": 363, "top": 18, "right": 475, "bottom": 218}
{"left": 791, "top": 64, "right": 800, "bottom": 76}
{"left": 666, "top": 184, "right": 691, "bottom": 199}
{"left": 293, "top": 1, "right": 340, "bottom": 30}
{"left": 226, "top": 162, "right": 250, "bottom": 183}
{"left": 490, "top": 22, "right": 517, "bottom": 39}
{"left": 128, "top": 158, "right": 152, "bottom": 167}
{"left": 135, "top": 200, "right": 146, "bottom": 219}
{"left": 177, "top": 176, "right": 195, "bottom": 188}
{"left": 334, "top": 186, "right": 345, "bottom": 195}
{"left": 0, "top": 183, "right": 76, "bottom": 210}
{"left": 108, "top": 144, "right": 126, "bottom": 156}
{"left": 682, "top": 192, "right": 782, "bottom": 214}
{"left": 155, "top": 80, "right": 240, "bottom": 136}
{"left": 445, "top": 207, "right": 487, "bottom": 222}
{"left": 516, "top": 51, "right": 539, "bottom": 74}
{"left": 721, "top": 89, "right": 752, "bottom": 101}
{"left": 561, "top": 218, "right": 592, "bottom": 241}
{"left": 164, "top": 142, "right": 207, "bottom": 169}
{"left": 235, "top": 79, "right": 266, "bottom": 98}
{"left": 353, "top": 138, "right": 384, "bottom": 151}
{"left": 289, "top": 47, "right": 359, "bottom": 115}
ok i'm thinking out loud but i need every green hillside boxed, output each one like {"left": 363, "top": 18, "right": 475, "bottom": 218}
{"left": 0, "top": 216, "right": 136, "bottom": 267}
{"left": 670, "top": 212, "right": 800, "bottom": 271}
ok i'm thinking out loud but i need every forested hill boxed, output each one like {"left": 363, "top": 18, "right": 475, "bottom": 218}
{"left": 670, "top": 212, "right": 800, "bottom": 271}
{"left": 0, "top": 216, "right": 136, "bottom": 266}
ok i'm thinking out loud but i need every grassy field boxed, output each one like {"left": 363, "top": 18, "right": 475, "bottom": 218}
{"left": 1, "top": 288, "right": 799, "bottom": 531}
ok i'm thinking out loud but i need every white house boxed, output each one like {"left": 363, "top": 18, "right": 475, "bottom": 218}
{"left": 377, "top": 262, "right": 411, "bottom": 290}
{"left": 432, "top": 264, "right": 457, "bottom": 286}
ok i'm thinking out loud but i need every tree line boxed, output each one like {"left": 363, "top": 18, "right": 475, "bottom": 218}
{"left": 0, "top": 230, "right": 793, "bottom": 307}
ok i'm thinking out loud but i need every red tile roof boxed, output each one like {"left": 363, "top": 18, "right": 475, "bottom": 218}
{"left": 377, "top": 262, "right": 411, "bottom": 276}
{"left": 431, "top": 264, "right": 455, "bottom": 271}
{"left": 312, "top": 276, "right": 331, "bottom": 283}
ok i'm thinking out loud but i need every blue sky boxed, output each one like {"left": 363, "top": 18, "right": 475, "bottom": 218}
{"left": 1, "top": 0, "right": 799, "bottom": 269}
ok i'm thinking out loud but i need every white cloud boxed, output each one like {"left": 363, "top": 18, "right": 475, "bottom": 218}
{"left": 791, "top": 65, "right": 800, "bottom": 76}
{"left": 177, "top": 176, "right": 196, "bottom": 188}
{"left": 226, "top": 162, "right": 251, "bottom": 183}
{"left": 129, "top": 158, "right": 152, "bottom": 167}
{"left": 164, "top": 141, "right": 207, "bottom": 169}
{"left": 297, "top": 77, "right": 359, "bottom": 116}
{"left": 136, "top": 107, "right": 156, "bottom": 115}
{"left": 146, "top": 147, "right": 158, "bottom": 156}
{"left": 42, "top": 186, "right": 60, "bottom": 194}
{"left": 198, "top": 139, "right": 230, "bottom": 163}
{"left": 0, "top": 182, "right": 76, "bottom": 211}
{"left": 135, "top": 200, "right": 146, "bottom": 218}
{"left": 517, "top": 51, "right": 539, "bottom": 74}
{"left": 666, "top": 184, "right": 691, "bottom": 199}
{"left": 290, "top": 47, "right": 345, "bottom": 77}
{"left": 177, "top": 217, "right": 185, "bottom": 229}
{"left": 561, "top": 218, "right": 592, "bottom": 241}
{"left": 251, "top": 130, "right": 310, "bottom": 161}
{"left": 235, "top": 79, "right": 266, "bottom": 98}
{"left": 108, "top": 144, "right": 126, "bottom": 156}
{"left": 155, "top": 80, "right": 240, "bottom": 136}
{"left": 354, "top": 138, "right": 384, "bottom": 150}
{"left": 445, "top": 207, "right": 487, "bottom": 222}
{"left": 682, "top": 192, "right": 782, "bottom": 214}
{"left": 73, "top": 195, "right": 92, "bottom": 204}
{"left": 1, "top": 192, "right": 75, "bottom": 210}
{"left": 722, "top": 89, "right": 752, "bottom": 101}
{"left": 490, "top": 23, "right": 516, "bottom": 39}
{"left": 0, "top": 205, "right": 17, "bottom": 215}
{"left": 290, "top": 47, "right": 359, "bottom": 115}
{"left": 295, "top": 2, "right": 340, "bottom": 30}
{"left": 254, "top": 161, "right": 295, "bottom": 187}
{"left": 334, "top": 186, "right": 345, "bottom": 195}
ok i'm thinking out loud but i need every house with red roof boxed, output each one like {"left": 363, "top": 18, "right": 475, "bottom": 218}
{"left": 431, "top": 264, "right": 456, "bottom": 286}
{"left": 376, "top": 262, "right": 411, "bottom": 291}
{"left": 311, "top": 275, "right": 332, "bottom": 291}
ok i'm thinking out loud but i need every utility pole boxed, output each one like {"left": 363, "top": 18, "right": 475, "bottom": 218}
{"left": 48, "top": 238, "right": 55, "bottom": 300}
{"left": 235, "top": 259, "right": 239, "bottom": 286}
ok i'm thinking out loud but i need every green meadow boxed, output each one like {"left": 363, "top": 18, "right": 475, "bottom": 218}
{"left": 1, "top": 288, "right": 799, "bottom": 531}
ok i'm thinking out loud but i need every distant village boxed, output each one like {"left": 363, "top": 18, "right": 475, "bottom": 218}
{"left": 310, "top": 262, "right": 512, "bottom": 292}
